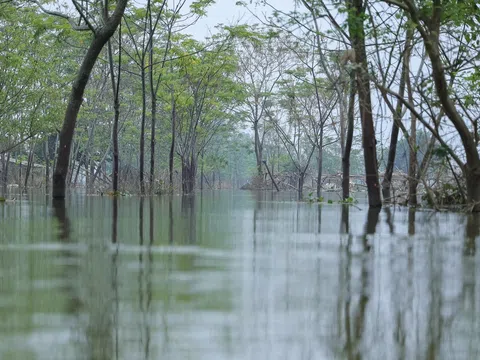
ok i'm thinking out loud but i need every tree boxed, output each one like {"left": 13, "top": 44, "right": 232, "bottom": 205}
{"left": 233, "top": 27, "right": 287, "bottom": 177}
{"left": 36, "top": 0, "right": 129, "bottom": 198}
{"left": 379, "top": 0, "right": 480, "bottom": 210}
{"left": 172, "top": 36, "right": 241, "bottom": 194}
{"left": 0, "top": 4, "right": 65, "bottom": 155}
{"left": 346, "top": 0, "right": 382, "bottom": 207}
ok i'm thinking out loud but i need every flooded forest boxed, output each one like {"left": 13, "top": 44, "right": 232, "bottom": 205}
{"left": 1, "top": 0, "right": 480, "bottom": 359}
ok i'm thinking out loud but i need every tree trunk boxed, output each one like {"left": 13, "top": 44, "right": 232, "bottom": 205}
{"left": 52, "top": 0, "right": 128, "bottom": 199}
{"left": 316, "top": 151, "right": 322, "bottom": 199}
{"left": 149, "top": 96, "right": 156, "bottom": 189}
{"left": 407, "top": 69, "right": 417, "bottom": 206}
{"left": 200, "top": 151, "right": 204, "bottom": 191}
{"left": 139, "top": 64, "right": 146, "bottom": 195}
{"left": 2, "top": 152, "right": 10, "bottom": 195}
{"left": 44, "top": 140, "right": 50, "bottom": 193}
{"left": 149, "top": 44, "right": 156, "bottom": 188}
{"left": 0, "top": 153, "right": 5, "bottom": 191}
{"left": 342, "top": 72, "right": 356, "bottom": 200}
{"left": 382, "top": 30, "right": 411, "bottom": 203}
{"left": 24, "top": 144, "right": 34, "bottom": 189}
{"left": 466, "top": 168, "right": 480, "bottom": 212}
{"left": 254, "top": 121, "right": 263, "bottom": 177}
{"left": 107, "top": 28, "right": 121, "bottom": 194}
{"left": 181, "top": 154, "right": 196, "bottom": 195}
{"left": 382, "top": 122, "right": 399, "bottom": 203}
{"left": 347, "top": 0, "right": 381, "bottom": 208}
{"left": 68, "top": 141, "right": 79, "bottom": 186}
{"left": 316, "top": 129, "right": 324, "bottom": 199}
{"left": 298, "top": 171, "right": 305, "bottom": 200}
{"left": 169, "top": 94, "right": 176, "bottom": 191}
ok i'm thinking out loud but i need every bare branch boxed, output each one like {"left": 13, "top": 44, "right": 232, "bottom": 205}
{"left": 29, "top": 0, "right": 91, "bottom": 31}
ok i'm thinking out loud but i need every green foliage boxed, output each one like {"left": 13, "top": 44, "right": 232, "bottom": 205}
{"left": 0, "top": 3, "right": 73, "bottom": 150}
{"left": 338, "top": 196, "right": 357, "bottom": 204}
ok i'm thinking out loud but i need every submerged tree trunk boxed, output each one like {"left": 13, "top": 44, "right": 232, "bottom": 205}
{"left": 347, "top": 0, "right": 381, "bottom": 208}
{"left": 298, "top": 171, "right": 305, "bottom": 200}
{"left": 181, "top": 154, "right": 196, "bottom": 195}
{"left": 466, "top": 170, "right": 480, "bottom": 211}
{"left": 52, "top": 1, "right": 128, "bottom": 199}
{"left": 254, "top": 121, "right": 263, "bottom": 177}
{"left": 342, "top": 72, "right": 356, "bottom": 200}
{"left": 316, "top": 150, "right": 322, "bottom": 199}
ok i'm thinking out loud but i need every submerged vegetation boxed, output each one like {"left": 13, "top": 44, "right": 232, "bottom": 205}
{"left": 1, "top": 0, "right": 479, "bottom": 211}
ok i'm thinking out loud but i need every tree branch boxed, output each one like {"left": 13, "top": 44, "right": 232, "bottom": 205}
{"left": 29, "top": 0, "right": 91, "bottom": 31}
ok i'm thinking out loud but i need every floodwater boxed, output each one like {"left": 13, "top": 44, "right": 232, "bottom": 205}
{"left": 0, "top": 190, "right": 479, "bottom": 360}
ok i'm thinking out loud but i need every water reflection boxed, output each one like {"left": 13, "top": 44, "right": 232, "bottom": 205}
{"left": 408, "top": 208, "right": 416, "bottom": 235}
{"left": 181, "top": 195, "right": 196, "bottom": 244}
{"left": 52, "top": 199, "right": 116, "bottom": 360}
{"left": 384, "top": 207, "right": 395, "bottom": 234}
{"left": 0, "top": 192, "right": 479, "bottom": 359}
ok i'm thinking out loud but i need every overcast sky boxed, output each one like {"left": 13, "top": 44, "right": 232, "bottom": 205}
{"left": 186, "top": 0, "right": 295, "bottom": 39}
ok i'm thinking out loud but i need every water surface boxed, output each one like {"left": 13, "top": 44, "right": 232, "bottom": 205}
{"left": 0, "top": 191, "right": 479, "bottom": 360}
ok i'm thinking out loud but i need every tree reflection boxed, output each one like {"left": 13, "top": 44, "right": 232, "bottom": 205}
{"left": 317, "top": 203, "right": 322, "bottom": 233}
{"left": 52, "top": 199, "right": 82, "bottom": 314}
{"left": 52, "top": 199, "right": 117, "bottom": 360}
{"left": 111, "top": 197, "right": 119, "bottom": 359}
{"left": 138, "top": 197, "right": 153, "bottom": 359}
{"left": 384, "top": 207, "right": 395, "bottom": 234}
{"left": 408, "top": 208, "right": 416, "bottom": 236}
{"left": 168, "top": 195, "right": 174, "bottom": 244}
{"left": 181, "top": 195, "right": 196, "bottom": 244}
{"left": 362, "top": 207, "right": 380, "bottom": 252}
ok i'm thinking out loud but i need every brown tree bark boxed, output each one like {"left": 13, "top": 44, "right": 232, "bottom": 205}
{"left": 342, "top": 72, "right": 356, "bottom": 200}
{"left": 43, "top": 140, "right": 50, "bottom": 193}
{"left": 52, "top": 0, "right": 128, "bottom": 199}
{"left": 406, "top": 68, "right": 417, "bottom": 206}
{"left": 382, "top": 29, "right": 412, "bottom": 203}
{"left": 347, "top": 0, "right": 382, "bottom": 207}
{"left": 169, "top": 94, "right": 176, "bottom": 191}
{"left": 107, "top": 25, "right": 122, "bottom": 193}
{"left": 24, "top": 144, "right": 34, "bottom": 189}
{"left": 254, "top": 121, "right": 263, "bottom": 177}
{"left": 139, "top": 65, "right": 147, "bottom": 194}
{"left": 181, "top": 154, "right": 196, "bottom": 195}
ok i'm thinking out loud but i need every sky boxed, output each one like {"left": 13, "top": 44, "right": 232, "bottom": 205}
{"left": 185, "top": 0, "right": 295, "bottom": 39}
